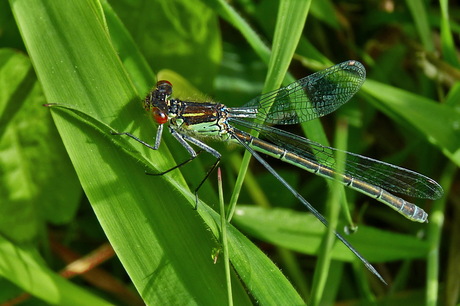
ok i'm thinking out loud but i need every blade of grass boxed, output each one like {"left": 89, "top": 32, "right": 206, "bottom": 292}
{"left": 0, "top": 236, "right": 111, "bottom": 304}
{"left": 207, "top": 0, "right": 334, "bottom": 158}
{"left": 233, "top": 206, "right": 430, "bottom": 262}
{"left": 203, "top": 0, "right": 270, "bottom": 63}
{"left": 0, "top": 49, "right": 81, "bottom": 243}
{"left": 439, "top": 0, "right": 459, "bottom": 67}
{"left": 426, "top": 162, "right": 456, "bottom": 306}
{"left": 217, "top": 0, "right": 317, "bottom": 297}
{"left": 405, "top": 0, "right": 434, "bottom": 52}
{"left": 217, "top": 168, "right": 233, "bottom": 306}
{"left": 11, "top": 0, "right": 305, "bottom": 303}
{"left": 310, "top": 118, "right": 350, "bottom": 305}
{"left": 362, "top": 80, "right": 460, "bottom": 166}
{"left": 11, "top": 1, "right": 248, "bottom": 303}
{"left": 227, "top": 0, "right": 311, "bottom": 220}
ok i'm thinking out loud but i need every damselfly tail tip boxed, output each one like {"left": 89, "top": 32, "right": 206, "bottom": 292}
{"left": 365, "top": 263, "right": 388, "bottom": 285}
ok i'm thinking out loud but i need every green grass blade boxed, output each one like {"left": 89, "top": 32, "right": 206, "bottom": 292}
{"left": 12, "top": 1, "right": 245, "bottom": 303}
{"left": 203, "top": 0, "right": 271, "bottom": 63}
{"left": 0, "top": 49, "right": 81, "bottom": 242}
{"left": 0, "top": 236, "right": 111, "bottom": 305}
{"left": 426, "top": 162, "right": 456, "bottom": 306}
{"left": 405, "top": 0, "right": 434, "bottom": 51}
{"left": 0, "top": 49, "right": 96, "bottom": 306}
{"left": 233, "top": 206, "right": 430, "bottom": 262}
{"left": 227, "top": 0, "right": 312, "bottom": 219}
{"left": 310, "top": 118, "right": 350, "bottom": 305}
{"left": 362, "top": 80, "right": 460, "bottom": 166}
{"left": 10, "top": 0, "right": 304, "bottom": 303}
{"left": 439, "top": 0, "right": 460, "bottom": 67}
{"left": 217, "top": 168, "right": 233, "bottom": 306}
{"left": 262, "top": 0, "right": 312, "bottom": 92}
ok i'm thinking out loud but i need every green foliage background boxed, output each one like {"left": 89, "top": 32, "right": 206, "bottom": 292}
{"left": 0, "top": 0, "right": 458, "bottom": 305}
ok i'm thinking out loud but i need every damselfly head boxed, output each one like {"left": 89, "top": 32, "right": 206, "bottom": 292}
{"left": 143, "top": 80, "right": 173, "bottom": 124}
{"left": 144, "top": 80, "right": 173, "bottom": 110}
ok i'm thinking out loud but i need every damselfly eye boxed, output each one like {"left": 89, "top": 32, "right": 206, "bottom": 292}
{"left": 157, "top": 80, "right": 172, "bottom": 87}
{"left": 152, "top": 107, "right": 168, "bottom": 124}
{"left": 156, "top": 80, "right": 173, "bottom": 95}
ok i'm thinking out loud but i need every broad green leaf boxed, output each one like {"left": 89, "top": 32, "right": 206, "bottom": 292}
{"left": 0, "top": 236, "right": 110, "bottom": 304}
{"left": 0, "top": 49, "right": 80, "bottom": 243}
{"left": 233, "top": 206, "right": 429, "bottom": 262}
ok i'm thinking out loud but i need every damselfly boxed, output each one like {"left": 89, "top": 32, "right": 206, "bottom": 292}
{"left": 114, "top": 60, "right": 443, "bottom": 283}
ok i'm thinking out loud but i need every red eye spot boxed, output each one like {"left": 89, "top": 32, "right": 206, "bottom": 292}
{"left": 153, "top": 107, "right": 168, "bottom": 124}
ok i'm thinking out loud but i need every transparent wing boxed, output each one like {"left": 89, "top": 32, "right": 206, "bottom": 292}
{"left": 230, "top": 118, "right": 443, "bottom": 200}
{"left": 242, "top": 60, "right": 366, "bottom": 125}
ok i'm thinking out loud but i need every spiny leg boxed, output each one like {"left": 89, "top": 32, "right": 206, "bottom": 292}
{"left": 191, "top": 157, "right": 221, "bottom": 209}
{"left": 175, "top": 133, "right": 222, "bottom": 209}
{"left": 114, "top": 127, "right": 223, "bottom": 209}
{"left": 111, "top": 131, "right": 158, "bottom": 150}
{"left": 145, "top": 150, "right": 204, "bottom": 176}
{"left": 112, "top": 126, "right": 202, "bottom": 174}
